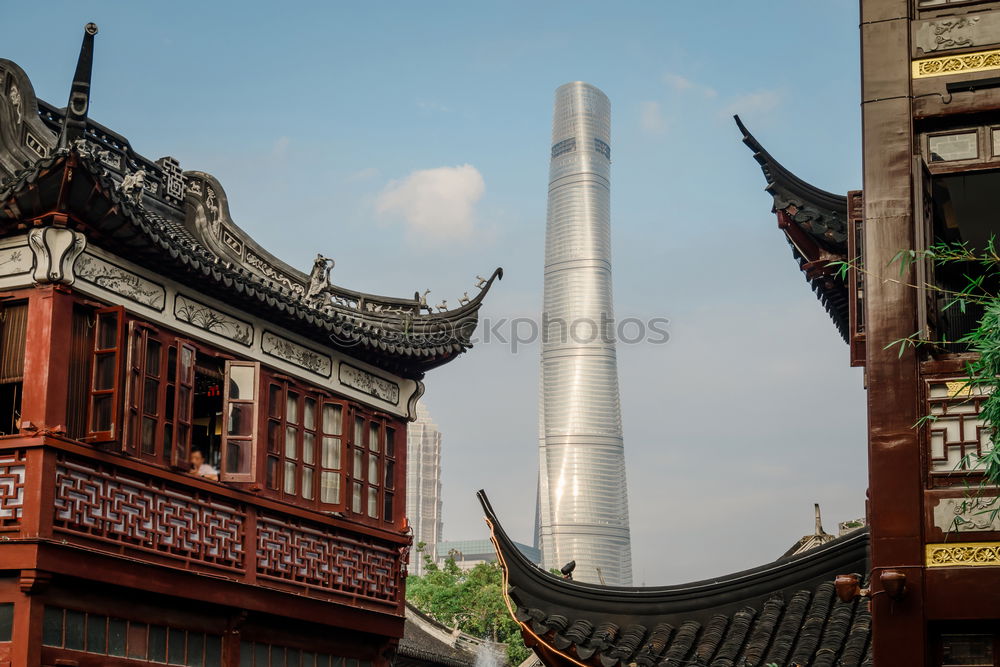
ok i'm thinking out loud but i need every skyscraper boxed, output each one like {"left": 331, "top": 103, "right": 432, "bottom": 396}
{"left": 538, "top": 82, "right": 632, "bottom": 586}
{"left": 406, "top": 402, "right": 443, "bottom": 576}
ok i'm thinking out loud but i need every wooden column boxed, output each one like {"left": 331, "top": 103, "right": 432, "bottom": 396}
{"left": 20, "top": 286, "right": 73, "bottom": 435}
{"left": 860, "top": 1, "right": 926, "bottom": 664}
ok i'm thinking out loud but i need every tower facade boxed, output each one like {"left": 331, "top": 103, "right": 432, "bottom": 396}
{"left": 538, "top": 82, "right": 632, "bottom": 586}
{"left": 406, "top": 402, "right": 443, "bottom": 576}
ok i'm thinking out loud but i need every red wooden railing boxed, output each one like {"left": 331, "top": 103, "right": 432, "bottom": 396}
{"left": 0, "top": 437, "right": 405, "bottom": 613}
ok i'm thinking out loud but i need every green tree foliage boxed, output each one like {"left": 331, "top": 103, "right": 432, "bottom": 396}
{"left": 406, "top": 550, "right": 531, "bottom": 665}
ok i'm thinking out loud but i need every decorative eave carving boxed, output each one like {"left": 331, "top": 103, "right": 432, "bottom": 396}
{"left": 736, "top": 116, "right": 852, "bottom": 343}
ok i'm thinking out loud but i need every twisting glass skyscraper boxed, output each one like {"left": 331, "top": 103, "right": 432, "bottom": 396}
{"left": 537, "top": 82, "right": 632, "bottom": 586}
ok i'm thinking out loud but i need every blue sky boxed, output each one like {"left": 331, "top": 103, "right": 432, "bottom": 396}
{"left": 5, "top": 2, "right": 866, "bottom": 583}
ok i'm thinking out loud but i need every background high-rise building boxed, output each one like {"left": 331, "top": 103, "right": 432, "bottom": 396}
{"left": 406, "top": 402, "right": 443, "bottom": 576}
{"left": 537, "top": 82, "right": 633, "bottom": 586}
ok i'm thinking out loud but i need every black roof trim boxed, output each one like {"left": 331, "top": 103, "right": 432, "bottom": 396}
{"left": 479, "top": 489, "right": 868, "bottom": 624}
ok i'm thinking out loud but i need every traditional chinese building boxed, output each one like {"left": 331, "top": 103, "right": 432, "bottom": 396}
{"left": 0, "top": 24, "right": 500, "bottom": 666}
{"left": 484, "top": 1, "right": 1000, "bottom": 665}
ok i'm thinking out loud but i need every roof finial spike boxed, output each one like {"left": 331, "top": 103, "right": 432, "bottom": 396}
{"left": 814, "top": 503, "right": 827, "bottom": 536}
{"left": 57, "top": 22, "right": 99, "bottom": 151}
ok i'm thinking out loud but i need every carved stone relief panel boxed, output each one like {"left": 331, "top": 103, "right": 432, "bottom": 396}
{"left": 261, "top": 331, "right": 332, "bottom": 377}
{"left": 75, "top": 252, "right": 166, "bottom": 310}
{"left": 915, "top": 13, "right": 1000, "bottom": 55}
{"left": 174, "top": 294, "right": 253, "bottom": 347}
{"left": 339, "top": 364, "right": 400, "bottom": 405}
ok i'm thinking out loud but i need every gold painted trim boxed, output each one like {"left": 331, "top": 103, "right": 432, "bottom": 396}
{"left": 927, "top": 541, "right": 1000, "bottom": 567}
{"left": 913, "top": 49, "right": 1000, "bottom": 78}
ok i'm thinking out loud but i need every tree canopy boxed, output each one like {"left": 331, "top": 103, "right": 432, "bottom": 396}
{"left": 406, "top": 547, "right": 531, "bottom": 665}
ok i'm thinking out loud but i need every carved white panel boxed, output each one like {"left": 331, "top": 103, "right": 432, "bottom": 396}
{"left": 261, "top": 331, "right": 332, "bottom": 377}
{"left": 75, "top": 253, "right": 166, "bottom": 310}
{"left": 934, "top": 496, "right": 1000, "bottom": 533}
{"left": 339, "top": 364, "right": 400, "bottom": 405}
{"left": 28, "top": 228, "right": 86, "bottom": 285}
{"left": 0, "top": 245, "right": 31, "bottom": 277}
{"left": 174, "top": 294, "right": 253, "bottom": 347}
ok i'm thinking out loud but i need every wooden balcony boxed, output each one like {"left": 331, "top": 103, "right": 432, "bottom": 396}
{"left": 0, "top": 435, "right": 407, "bottom": 631}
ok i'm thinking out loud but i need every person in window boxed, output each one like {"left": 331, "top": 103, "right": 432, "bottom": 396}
{"left": 190, "top": 449, "right": 219, "bottom": 481}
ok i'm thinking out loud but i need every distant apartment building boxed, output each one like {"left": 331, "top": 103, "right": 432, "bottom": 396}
{"left": 407, "top": 402, "right": 444, "bottom": 575}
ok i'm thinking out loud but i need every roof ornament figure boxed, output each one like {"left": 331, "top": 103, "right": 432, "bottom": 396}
{"left": 119, "top": 169, "right": 146, "bottom": 203}
{"left": 415, "top": 288, "right": 431, "bottom": 312}
{"left": 57, "top": 23, "right": 99, "bottom": 151}
{"left": 435, "top": 300, "right": 448, "bottom": 312}
{"left": 305, "top": 254, "right": 335, "bottom": 304}
{"left": 475, "top": 275, "right": 488, "bottom": 289}
{"left": 458, "top": 291, "right": 470, "bottom": 306}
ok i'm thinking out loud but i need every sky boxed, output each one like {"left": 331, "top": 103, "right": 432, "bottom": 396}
{"left": 3, "top": 2, "right": 867, "bottom": 585}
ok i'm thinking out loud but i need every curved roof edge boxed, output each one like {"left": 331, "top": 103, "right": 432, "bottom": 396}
{"left": 478, "top": 489, "right": 868, "bottom": 623}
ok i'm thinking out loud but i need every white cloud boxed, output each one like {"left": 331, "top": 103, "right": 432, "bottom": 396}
{"left": 375, "top": 164, "right": 485, "bottom": 243}
{"left": 639, "top": 101, "right": 667, "bottom": 135}
{"left": 723, "top": 89, "right": 782, "bottom": 117}
{"left": 662, "top": 72, "right": 717, "bottom": 98}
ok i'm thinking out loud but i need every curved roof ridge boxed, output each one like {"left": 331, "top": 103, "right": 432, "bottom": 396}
{"left": 478, "top": 490, "right": 867, "bottom": 616}
{"left": 734, "top": 115, "right": 847, "bottom": 216}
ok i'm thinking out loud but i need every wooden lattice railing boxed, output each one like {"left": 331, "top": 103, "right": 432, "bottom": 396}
{"left": 0, "top": 437, "right": 405, "bottom": 612}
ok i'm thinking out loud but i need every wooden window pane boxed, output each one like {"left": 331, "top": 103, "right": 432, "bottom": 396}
{"left": 286, "top": 391, "right": 299, "bottom": 424}
{"left": 229, "top": 365, "right": 254, "bottom": 400}
{"left": 384, "top": 493, "right": 393, "bottom": 522}
{"left": 941, "top": 633, "right": 994, "bottom": 665}
{"left": 187, "top": 632, "right": 204, "bottom": 667}
{"left": 0, "top": 302, "right": 28, "bottom": 382}
{"left": 385, "top": 427, "right": 395, "bottom": 457}
{"left": 268, "top": 384, "right": 281, "bottom": 418}
{"left": 353, "top": 449, "right": 363, "bottom": 479}
{"left": 149, "top": 625, "right": 167, "bottom": 662}
{"left": 42, "top": 607, "right": 63, "bottom": 646}
{"left": 368, "top": 455, "right": 379, "bottom": 483}
{"left": 354, "top": 417, "right": 363, "bottom": 446}
{"left": 303, "top": 432, "right": 315, "bottom": 465}
{"left": 302, "top": 467, "right": 314, "bottom": 500}
{"left": 141, "top": 417, "right": 157, "bottom": 454}
{"left": 322, "top": 437, "right": 340, "bottom": 469}
{"left": 143, "top": 378, "right": 159, "bottom": 415}
{"left": 352, "top": 482, "right": 362, "bottom": 513}
{"left": 65, "top": 609, "right": 85, "bottom": 650}
{"left": 91, "top": 395, "right": 113, "bottom": 433}
{"left": 108, "top": 618, "right": 126, "bottom": 657}
{"left": 385, "top": 460, "right": 395, "bottom": 490}
{"left": 285, "top": 425, "right": 298, "bottom": 458}
{"left": 323, "top": 404, "right": 342, "bottom": 434}
{"left": 94, "top": 354, "right": 117, "bottom": 390}
{"left": 127, "top": 621, "right": 148, "bottom": 659}
{"left": 97, "top": 312, "right": 119, "bottom": 349}
{"left": 266, "top": 455, "right": 279, "bottom": 490}
{"left": 229, "top": 403, "right": 254, "bottom": 437}
{"left": 321, "top": 472, "right": 340, "bottom": 504}
{"left": 145, "top": 338, "right": 161, "bottom": 377}
{"left": 367, "top": 487, "right": 378, "bottom": 518}
{"left": 206, "top": 636, "right": 222, "bottom": 667}
{"left": 304, "top": 397, "right": 316, "bottom": 429}
{"left": 225, "top": 439, "right": 253, "bottom": 477}
{"left": 86, "top": 613, "right": 107, "bottom": 653}
{"left": 268, "top": 420, "right": 281, "bottom": 454}
{"left": 284, "top": 461, "right": 296, "bottom": 494}
{"left": 369, "top": 423, "right": 380, "bottom": 452}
